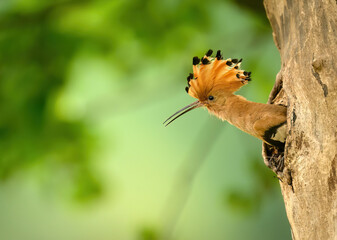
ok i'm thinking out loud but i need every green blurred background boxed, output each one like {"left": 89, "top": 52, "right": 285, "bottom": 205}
{"left": 0, "top": 0, "right": 291, "bottom": 239}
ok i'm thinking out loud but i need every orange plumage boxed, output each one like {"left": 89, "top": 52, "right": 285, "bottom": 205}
{"left": 186, "top": 50, "right": 250, "bottom": 101}
{"left": 165, "top": 49, "right": 287, "bottom": 149}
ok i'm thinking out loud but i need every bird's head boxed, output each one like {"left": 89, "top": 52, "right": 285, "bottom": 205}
{"left": 164, "top": 49, "right": 251, "bottom": 126}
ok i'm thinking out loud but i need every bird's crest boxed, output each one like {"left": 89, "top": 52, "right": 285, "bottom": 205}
{"left": 163, "top": 49, "right": 252, "bottom": 126}
{"left": 185, "top": 49, "right": 251, "bottom": 101}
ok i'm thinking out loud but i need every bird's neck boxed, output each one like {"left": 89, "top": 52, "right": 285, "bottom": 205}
{"left": 209, "top": 94, "right": 264, "bottom": 138}
{"left": 207, "top": 94, "right": 287, "bottom": 148}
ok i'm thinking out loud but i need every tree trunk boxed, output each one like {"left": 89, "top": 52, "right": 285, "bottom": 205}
{"left": 263, "top": 0, "right": 337, "bottom": 239}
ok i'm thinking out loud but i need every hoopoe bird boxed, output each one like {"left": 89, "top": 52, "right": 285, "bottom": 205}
{"left": 164, "top": 50, "right": 287, "bottom": 150}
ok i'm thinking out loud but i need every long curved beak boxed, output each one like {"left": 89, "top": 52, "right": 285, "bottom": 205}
{"left": 163, "top": 101, "right": 201, "bottom": 127}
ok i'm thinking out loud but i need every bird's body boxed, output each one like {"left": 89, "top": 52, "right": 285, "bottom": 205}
{"left": 207, "top": 94, "right": 287, "bottom": 149}
{"left": 164, "top": 49, "right": 287, "bottom": 149}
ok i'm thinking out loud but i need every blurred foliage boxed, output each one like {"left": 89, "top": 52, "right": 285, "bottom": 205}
{"left": 231, "top": 0, "right": 267, "bottom": 17}
{"left": 0, "top": 0, "right": 274, "bottom": 200}
{"left": 226, "top": 190, "right": 256, "bottom": 213}
{"left": 224, "top": 158, "right": 279, "bottom": 214}
{"left": 0, "top": 0, "right": 104, "bottom": 201}
{"left": 0, "top": 0, "right": 291, "bottom": 239}
{"left": 138, "top": 227, "right": 158, "bottom": 240}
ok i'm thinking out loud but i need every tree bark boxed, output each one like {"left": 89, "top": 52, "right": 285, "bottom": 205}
{"left": 263, "top": 0, "right": 337, "bottom": 239}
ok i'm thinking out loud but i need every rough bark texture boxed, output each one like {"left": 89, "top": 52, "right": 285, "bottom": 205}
{"left": 263, "top": 0, "right": 337, "bottom": 239}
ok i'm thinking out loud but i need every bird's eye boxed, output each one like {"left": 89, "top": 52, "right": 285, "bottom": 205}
{"left": 208, "top": 95, "right": 214, "bottom": 101}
